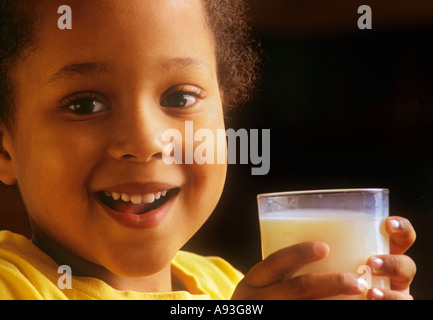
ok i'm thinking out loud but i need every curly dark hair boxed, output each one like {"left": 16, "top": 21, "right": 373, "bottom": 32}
{"left": 0, "top": 0, "right": 40, "bottom": 129}
{"left": 0, "top": 0, "right": 261, "bottom": 129}
{"left": 202, "top": 0, "right": 262, "bottom": 113}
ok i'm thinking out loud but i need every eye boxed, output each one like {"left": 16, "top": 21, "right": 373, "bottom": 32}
{"left": 61, "top": 94, "right": 109, "bottom": 115}
{"left": 161, "top": 86, "right": 204, "bottom": 109}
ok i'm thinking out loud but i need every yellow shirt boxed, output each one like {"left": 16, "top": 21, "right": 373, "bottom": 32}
{"left": 0, "top": 230, "right": 243, "bottom": 300}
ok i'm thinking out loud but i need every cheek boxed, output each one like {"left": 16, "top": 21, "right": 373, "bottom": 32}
{"left": 185, "top": 132, "right": 227, "bottom": 218}
{"left": 191, "top": 162, "right": 227, "bottom": 198}
{"left": 12, "top": 123, "right": 102, "bottom": 209}
{"left": 178, "top": 162, "right": 226, "bottom": 241}
{"left": 11, "top": 123, "right": 106, "bottom": 243}
{"left": 174, "top": 107, "right": 227, "bottom": 228}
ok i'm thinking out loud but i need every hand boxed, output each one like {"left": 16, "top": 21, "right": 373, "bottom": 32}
{"left": 232, "top": 216, "right": 417, "bottom": 300}
{"left": 232, "top": 241, "right": 367, "bottom": 300}
{"left": 366, "top": 216, "right": 416, "bottom": 300}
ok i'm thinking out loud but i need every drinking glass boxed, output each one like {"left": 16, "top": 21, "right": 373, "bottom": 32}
{"left": 257, "top": 188, "right": 390, "bottom": 299}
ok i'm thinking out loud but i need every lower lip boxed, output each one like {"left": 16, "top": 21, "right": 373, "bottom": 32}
{"left": 97, "top": 191, "right": 177, "bottom": 229}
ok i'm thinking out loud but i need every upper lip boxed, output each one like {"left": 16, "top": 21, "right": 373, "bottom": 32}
{"left": 96, "top": 182, "right": 179, "bottom": 194}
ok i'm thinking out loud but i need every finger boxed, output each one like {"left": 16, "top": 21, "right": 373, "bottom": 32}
{"left": 367, "top": 255, "right": 416, "bottom": 291}
{"left": 367, "top": 287, "right": 414, "bottom": 300}
{"left": 270, "top": 272, "right": 367, "bottom": 300}
{"left": 385, "top": 216, "right": 416, "bottom": 254}
{"left": 245, "top": 242, "right": 329, "bottom": 287}
{"left": 234, "top": 272, "right": 366, "bottom": 300}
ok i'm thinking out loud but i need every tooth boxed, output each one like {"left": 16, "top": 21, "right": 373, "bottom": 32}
{"left": 161, "top": 190, "right": 167, "bottom": 197}
{"left": 104, "top": 191, "right": 111, "bottom": 197}
{"left": 131, "top": 195, "right": 142, "bottom": 204}
{"left": 121, "top": 193, "right": 131, "bottom": 202}
{"left": 155, "top": 192, "right": 161, "bottom": 200}
{"left": 142, "top": 193, "right": 155, "bottom": 204}
{"left": 112, "top": 192, "right": 120, "bottom": 200}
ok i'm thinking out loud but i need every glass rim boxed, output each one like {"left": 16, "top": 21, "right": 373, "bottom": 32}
{"left": 257, "top": 188, "right": 389, "bottom": 200}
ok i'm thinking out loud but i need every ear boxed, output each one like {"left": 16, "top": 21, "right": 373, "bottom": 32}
{"left": 0, "top": 128, "right": 17, "bottom": 186}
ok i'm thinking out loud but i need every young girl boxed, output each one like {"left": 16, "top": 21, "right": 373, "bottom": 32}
{"left": 0, "top": 0, "right": 416, "bottom": 299}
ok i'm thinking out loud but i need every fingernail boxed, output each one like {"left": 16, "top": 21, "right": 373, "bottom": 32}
{"left": 357, "top": 278, "right": 368, "bottom": 291}
{"left": 372, "top": 288, "right": 384, "bottom": 300}
{"left": 389, "top": 218, "right": 400, "bottom": 231}
{"left": 371, "top": 257, "right": 383, "bottom": 272}
{"left": 314, "top": 242, "right": 329, "bottom": 257}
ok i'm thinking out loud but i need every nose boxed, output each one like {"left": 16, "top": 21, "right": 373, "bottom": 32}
{"left": 107, "top": 102, "right": 166, "bottom": 163}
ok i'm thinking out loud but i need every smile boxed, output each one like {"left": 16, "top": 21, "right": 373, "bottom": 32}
{"left": 96, "top": 188, "right": 177, "bottom": 216}
{"left": 103, "top": 190, "right": 169, "bottom": 204}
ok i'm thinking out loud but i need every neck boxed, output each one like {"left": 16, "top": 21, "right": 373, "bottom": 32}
{"left": 31, "top": 225, "right": 174, "bottom": 293}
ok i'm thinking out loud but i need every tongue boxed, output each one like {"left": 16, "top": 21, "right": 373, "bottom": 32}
{"left": 99, "top": 193, "right": 154, "bottom": 215}
{"left": 110, "top": 200, "right": 152, "bottom": 215}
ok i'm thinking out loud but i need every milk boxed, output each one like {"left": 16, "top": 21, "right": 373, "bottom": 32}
{"left": 259, "top": 209, "right": 390, "bottom": 299}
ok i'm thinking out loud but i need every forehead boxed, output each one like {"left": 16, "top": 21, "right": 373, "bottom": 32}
{"left": 38, "top": 0, "right": 209, "bottom": 38}
{"left": 17, "top": 0, "right": 215, "bottom": 89}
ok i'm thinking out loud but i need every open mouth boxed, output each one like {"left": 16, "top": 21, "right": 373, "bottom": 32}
{"left": 96, "top": 188, "right": 179, "bottom": 215}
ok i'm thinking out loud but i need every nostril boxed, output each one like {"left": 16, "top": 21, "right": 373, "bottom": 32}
{"left": 121, "top": 154, "right": 136, "bottom": 159}
{"left": 153, "top": 152, "right": 163, "bottom": 160}
{"left": 119, "top": 152, "right": 163, "bottom": 161}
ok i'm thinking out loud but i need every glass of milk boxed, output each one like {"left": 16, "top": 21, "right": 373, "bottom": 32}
{"left": 257, "top": 188, "right": 390, "bottom": 299}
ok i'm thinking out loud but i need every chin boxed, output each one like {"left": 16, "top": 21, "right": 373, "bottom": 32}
{"left": 102, "top": 249, "right": 175, "bottom": 278}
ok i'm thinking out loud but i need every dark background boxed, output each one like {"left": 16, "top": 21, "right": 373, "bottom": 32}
{"left": 1, "top": 0, "right": 433, "bottom": 299}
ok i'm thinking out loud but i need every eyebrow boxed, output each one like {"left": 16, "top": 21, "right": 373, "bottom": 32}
{"left": 160, "top": 57, "right": 212, "bottom": 73}
{"left": 47, "top": 62, "right": 111, "bottom": 84}
{"left": 47, "top": 57, "right": 212, "bottom": 85}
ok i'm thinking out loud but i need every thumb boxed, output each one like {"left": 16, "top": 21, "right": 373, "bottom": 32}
{"left": 245, "top": 241, "right": 329, "bottom": 288}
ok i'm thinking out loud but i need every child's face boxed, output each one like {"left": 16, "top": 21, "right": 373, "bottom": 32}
{"left": 1, "top": 0, "right": 226, "bottom": 277}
